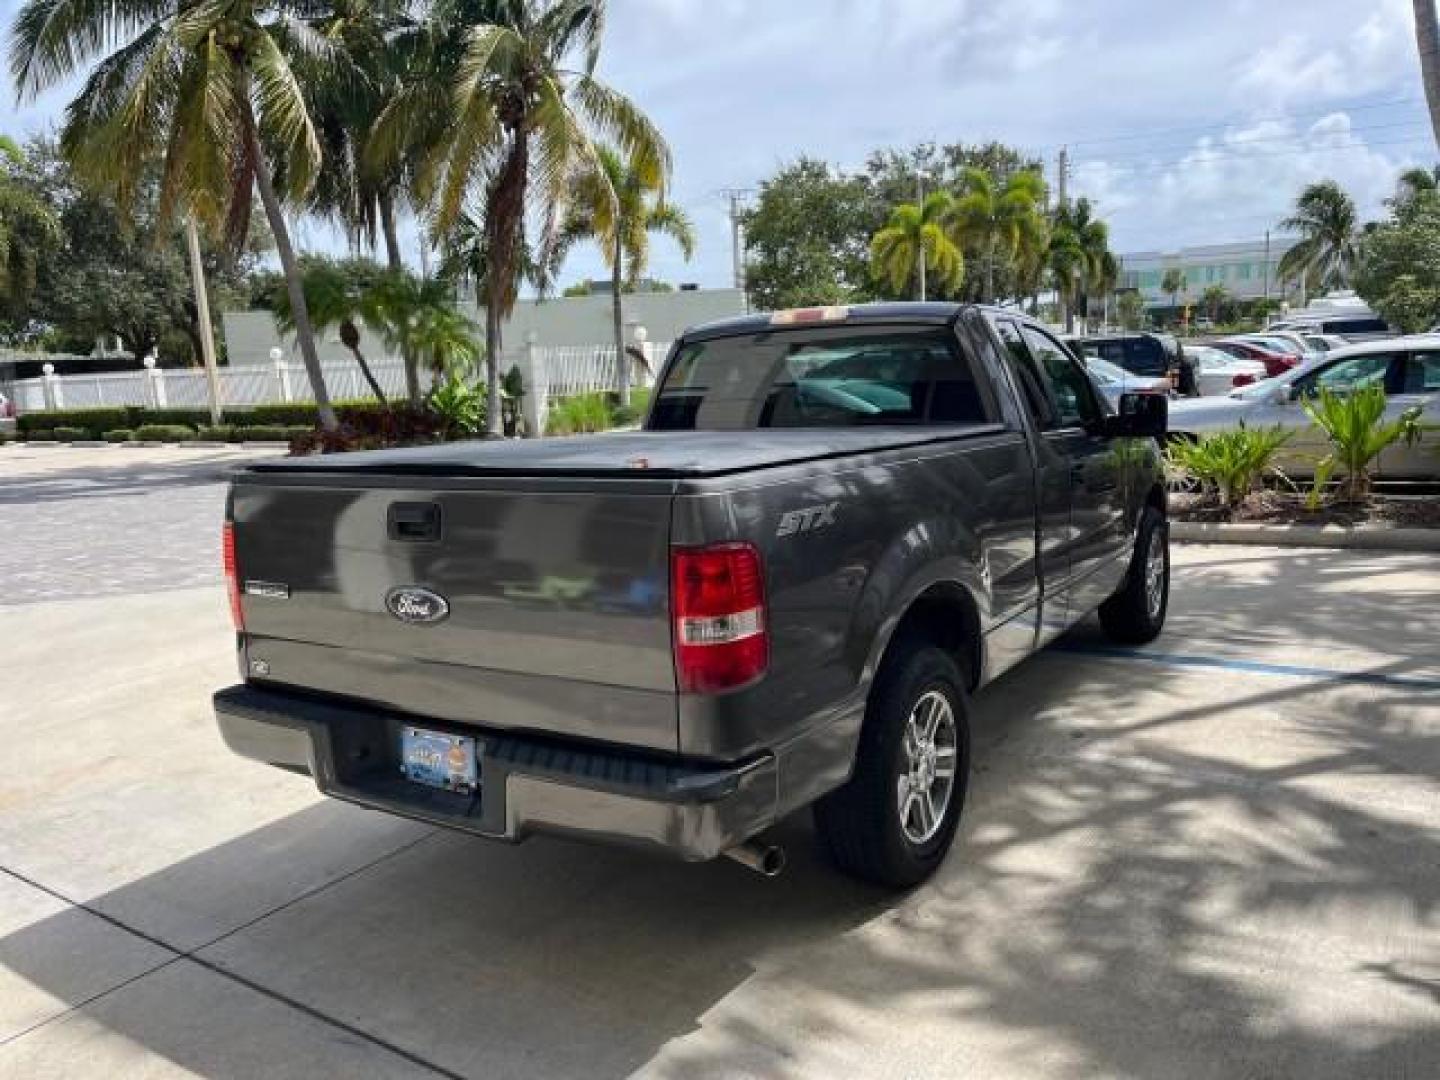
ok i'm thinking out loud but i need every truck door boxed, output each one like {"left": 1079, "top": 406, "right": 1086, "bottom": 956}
{"left": 990, "top": 317, "right": 1073, "bottom": 641}
{"left": 1013, "top": 322, "right": 1131, "bottom": 618}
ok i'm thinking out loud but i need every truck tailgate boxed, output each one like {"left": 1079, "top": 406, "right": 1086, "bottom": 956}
{"left": 230, "top": 476, "right": 679, "bottom": 751}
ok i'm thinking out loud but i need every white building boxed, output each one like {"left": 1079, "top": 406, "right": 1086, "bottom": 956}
{"left": 1118, "top": 239, "right": 1300, "bottom": 309}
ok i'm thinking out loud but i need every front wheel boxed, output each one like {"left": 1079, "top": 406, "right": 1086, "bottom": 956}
{"left": 815, "top": 645, "right": 971, "bottom": 888}
{"left": 1098, "top": 505, "right": 1169, "bottom": 644}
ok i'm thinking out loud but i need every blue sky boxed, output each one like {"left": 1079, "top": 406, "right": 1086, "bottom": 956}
{"left": 3, "top": 0, "right": 1434, "bottom": 291}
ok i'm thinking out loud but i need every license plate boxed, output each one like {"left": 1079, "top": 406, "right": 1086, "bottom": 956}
{"left": 400, "top": 727, "right": 478, "bottom": 794}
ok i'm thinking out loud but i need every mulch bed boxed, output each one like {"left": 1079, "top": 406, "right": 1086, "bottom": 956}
{"left": 1172, "top": 490, "right": 1440, "bottom": 529}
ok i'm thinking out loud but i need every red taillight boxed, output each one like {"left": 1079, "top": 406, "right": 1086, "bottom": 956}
{"left": 223, "top": 522, "right": 244, "bottom": 631}
{"left": 671, "top": 543, "right": 768, "bottom": 693}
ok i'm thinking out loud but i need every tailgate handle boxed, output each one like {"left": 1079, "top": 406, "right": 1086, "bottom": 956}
{"left": 388, "top": 502, "right": 442, "bottom": 542}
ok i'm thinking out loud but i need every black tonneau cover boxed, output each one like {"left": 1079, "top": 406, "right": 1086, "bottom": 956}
{"left": 242, "top": 425, "right": 1006, "bottom": 480}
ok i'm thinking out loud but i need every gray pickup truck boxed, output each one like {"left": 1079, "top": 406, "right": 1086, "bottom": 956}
{"left": 215, "top": 303, "right": 1168, "bottom": 887}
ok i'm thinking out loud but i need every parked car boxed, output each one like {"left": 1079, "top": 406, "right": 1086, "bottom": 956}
{"left": 1184, "top": 345, "right": 1267, "bottom": 395}
{"left": 1202, "top": 338, "right": 1296, "bottom": 379}
{"left": 1081, "top": 357, "right": 1171, "bottom": 409}
{"left": 214, "top": 302, "right": 1170, "bottom": 888}
{"left": 1073, "top": 332, "right": 1179, "bottom": 380}
{"left": 1168, "top": 336, "right": 1440, "bottom": 478}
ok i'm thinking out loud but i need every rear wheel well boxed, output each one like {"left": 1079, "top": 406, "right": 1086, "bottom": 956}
{"left": 883, "top": 584, "right": 982, "bottom": 692}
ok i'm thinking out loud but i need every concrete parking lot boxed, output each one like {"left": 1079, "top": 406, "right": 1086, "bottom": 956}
{"left": 2, "top": 446, "right": 1438, "bottom": 1078}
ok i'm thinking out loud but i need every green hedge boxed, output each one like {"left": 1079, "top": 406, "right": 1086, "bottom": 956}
{"left": 19, "top": 400, "right": 390, "bottom": 438}
{"left": 134, "top": 424, "right": 196, "bottom": 442}
{"left": 26, "top": 430, "right": 57, "bottom": 441}
{"left": 104, "top": 429, "right": 134, "bottom": 443}
{"left": 50, "top": 425, "right": 89, "bottom": 441}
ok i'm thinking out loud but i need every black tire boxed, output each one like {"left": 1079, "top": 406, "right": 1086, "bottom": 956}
{"left": 1098, "top": 505, "right": 1170, "bottom": 644}
{"left": 815, "top": 644, "right": 971, "bottom": 888}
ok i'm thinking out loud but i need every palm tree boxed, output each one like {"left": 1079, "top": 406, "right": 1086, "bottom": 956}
{"left": 1277, "top": 180, "right": 1360, "bottom": 293}
{"left": 949, "top": 166, "right": 1046, "bottom": 303}
{"left": 1050, "top": 197, "right": 1114, "bottom": 332}
{"left": 366, "top": 271, "right": 479, "bottom": 378}
{"left": 372, "top": 0, "right": 671, "bottom": 435}
{"left": 870, "top": 192, "right": 963, "bottom": 300}
{"left": 1201, "top": 283, "right": 1230, "bottom": 323}
{"left": 10, "top": 0, "right": 344, "bottom": 428}
{"left": 1414, "top": 0, "right": 1440, "bottom": 154}
{"left": 272, "top": 261, "right": 390, "bottom": 405}
{"left": 1392, "top": 164, "right": 1440, "bottom": 207}
{"left": 1161, "top": 267, "right": 1186, "bottom": 314}
{"left": 546, "top": 144, "right": 695, "bottom": 405}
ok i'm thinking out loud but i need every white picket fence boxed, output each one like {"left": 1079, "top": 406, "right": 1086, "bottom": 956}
{"left": 7, "top": 335, "right": 671, "bottom": 431}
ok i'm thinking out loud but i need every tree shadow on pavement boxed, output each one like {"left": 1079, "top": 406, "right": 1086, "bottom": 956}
{"left": 2, "top": 545, "right": 1437, "bottom": 1077}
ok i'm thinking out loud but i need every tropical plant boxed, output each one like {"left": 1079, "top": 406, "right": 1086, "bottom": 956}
{"left": 949, "top": 166, "right": 1047, "bottom": 304}
{"left": 1200, "top": 283, "right": 1230, "bottom": 322}
{"left": 870, "top": 192, "right": 963, "bottom": 299}
{"left": 272, "top": 260, "right": 390, "bottom": 404}
{"left": 428, "top": 364, "right": 487, "bottom": 437}
{"left": 365, "top": 272, "right": 480, "bottom": 378}
{"left": 545, "top": 391, "right": 611, "bottom": 435}
{"left": 1277, "top": 181, "right": 1361, "bottom": 294}
{"left": 1302, "top": 386, "right": 1425, "bottom": 506}
{"left": 1161, "top": 267, "right": 1187, "bottom": 314}
{"left": 372, "top": 0, "right": 671, "bottom": 435}
{"left": 1164, "top": 426, "right": 1294, "bottom": 511}
{"left": 1391, "top": 164, "right": 1440, "bottom": 208}
{"left": 545, "top": 144, "right": 695, "bottom": 405}
{"left": 10, "top": 0, "right": 346, "bottom": 427}
{"left": 1117, "top": 289, "right": 1146, "bottom": 330}
{"left": 1049, "top": 198, "right": 1114, "bottom": 331}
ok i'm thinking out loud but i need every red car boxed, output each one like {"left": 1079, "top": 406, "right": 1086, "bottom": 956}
{"left": 1201, "top": 339, "right": 1297, "bottom": 379}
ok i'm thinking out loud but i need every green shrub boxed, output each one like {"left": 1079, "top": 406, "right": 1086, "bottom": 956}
{"left": 547, "top": 393, "right": 613, "bottom": 436}
{"left": 18, "top": 408, "right": 131, "bottom": 437}
{"left": 133, "top": 424, "right": 196, "bottom": 442}
{"left": 1303, "top": 386, "right": 1426, "bottom": 506}
{"left": 50, "top": 425, "right": 89, "bottom": 441}
{"left": 136, "top": 408, "right": 208, "bottom": 429}
{"left": 104, "top": 429, "right": 134, "bottom": 443}
{"left": 196, "top": 425, "right": 238, "bottom": 442}
{"left": 427, "top": 372, "right": 486, "bottom": 437}
{"left": 26, "top": 430, "right": 57, "bottom": 441}
{"left": 1165, "top": 425, "right": 1293, "bottom": 510}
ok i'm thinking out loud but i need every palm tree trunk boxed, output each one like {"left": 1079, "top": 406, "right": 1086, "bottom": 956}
{"left": 378, "top": 191, "right": 421, "bottom": 408}
{"left": 481, "top": 139, "right": 528, "bottom": 437}
{"left": 245, "top": 114, "right": 336, "bottom": 431}
{"left": 1417, "top": 0, "right": 1440, "bottom": 152}
{"left": 985, "top": 236, "right": 995, "bottom": 304}
{"left": 348, "top": 343, "right": 388, "bottom": 405}
{"left": 612, "top": 236, "right": 628, "bottom": 408}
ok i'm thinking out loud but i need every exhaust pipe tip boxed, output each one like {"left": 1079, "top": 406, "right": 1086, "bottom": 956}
{"left": 724, "top": 840, "right": 786, "bottom": 877}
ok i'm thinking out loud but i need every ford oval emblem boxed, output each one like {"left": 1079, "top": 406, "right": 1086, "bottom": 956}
{"left": 385, "top": 587, "right": 450, "bottom": 625}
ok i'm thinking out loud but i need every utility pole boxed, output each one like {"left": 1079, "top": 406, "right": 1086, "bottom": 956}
{"left": 916, "top": 172, "right": 927, "bottom": 302}
{"left": 185, "top": 216, "right": 222, "bottom": 425}
{"left": 1057, "top": 146, "right": 1070, "bottom": 209}
{"left": 719, "top": 188, "right": 752, "bottom": 310}
{"left": 1262, "top": 229, "right": 1271, "bottom": 311}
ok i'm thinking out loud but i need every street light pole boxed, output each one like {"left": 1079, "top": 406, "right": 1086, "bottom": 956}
{"left": 185, "top": 216, "right": 222, "bottom": 425}
{"left": 916, "top": 172, "right": 927, "bottom": 302}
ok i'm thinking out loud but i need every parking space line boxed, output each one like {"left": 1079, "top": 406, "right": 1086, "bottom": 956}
{"left": 1051, "top": 644, "right": 1440, "bottom": 690}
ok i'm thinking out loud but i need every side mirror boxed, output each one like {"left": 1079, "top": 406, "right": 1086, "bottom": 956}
{"left": 1103, "top": 392, "right": 1167, "bottom": 438}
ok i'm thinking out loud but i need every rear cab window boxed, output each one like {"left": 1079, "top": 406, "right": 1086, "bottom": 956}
{"left": 649, "top": 326, "right": 996, "bottom": 430}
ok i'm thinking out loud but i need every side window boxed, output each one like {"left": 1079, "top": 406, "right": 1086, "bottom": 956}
{"left": 1293, "top": 353, "right": 1394, "bottom": 397}
{"left": 992, "top": 319, "right": 1057, "bottom": 429}
{"left": 1403, "top": 352, "right": 1440, "bottom": 393}
{"left": 1019, "top": 324, "right": 1103, "bottom": 428}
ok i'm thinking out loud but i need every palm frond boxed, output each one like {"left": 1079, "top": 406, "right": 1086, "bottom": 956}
{"left": 9, "top": 0, "right": 175, "bottom": 98}
{"left": 250, "top": 28, "right": 323, "bottom": 199}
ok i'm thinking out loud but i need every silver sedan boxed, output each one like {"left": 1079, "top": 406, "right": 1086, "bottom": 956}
{"left": 1167, "top": 335, "right": 1440, "bottom": 478}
